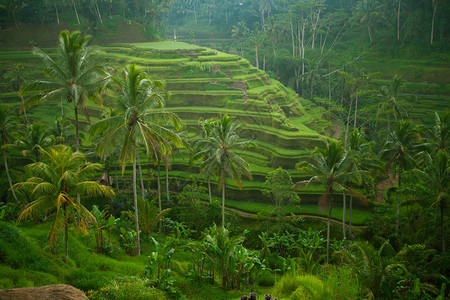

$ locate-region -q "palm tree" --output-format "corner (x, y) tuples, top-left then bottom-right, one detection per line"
(425, 111), (449, 153)
(193, 115), (253, 227)
(381, 121), (420, 238)
(296, 140), (361, 263)
(15, 122), (54, 162)
(90, 64), (182, 255)
(191, 117), (219, 203)
(13, 145), (115, 262)
(355, 0), (383, 46)
(338, 240), (405, 298)
(0, 106), (19, 203)
(347, 129), (382, 238)
(379, 75), (409, 130)
(231, 21), (249, 58)
(416, 150), (449, 252)
(20, 30), (110, 151)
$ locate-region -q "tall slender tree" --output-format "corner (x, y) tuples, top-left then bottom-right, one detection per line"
(0, 106), (19, 203)
(296, 139), (361, 263)
(21, 30), (110, 151)
(381, 121), (420, 238)
(90, 64), (182, 255)
(193, 115), (253, 227)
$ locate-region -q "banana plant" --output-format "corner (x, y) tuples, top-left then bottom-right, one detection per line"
(91, 205), (116, 251)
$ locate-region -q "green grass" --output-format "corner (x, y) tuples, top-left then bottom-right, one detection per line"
(224, 199), (373, 225)
(130, 41), (204, 50)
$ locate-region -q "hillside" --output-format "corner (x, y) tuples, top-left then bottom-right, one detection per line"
(0, 40), (332, 204)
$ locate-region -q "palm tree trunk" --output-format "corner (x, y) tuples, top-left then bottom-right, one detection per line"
(255, 45), (259, 69)
(367, 24), (373, 46)
(3, 148), (19, 204)
(349, 195), (353, 238)
(115, 158), (119, 192)
(397, 0), (401, 40)
(74, 104), (80, 151)
(396, 169), (402, 238)
(64, 205), (69, 262)
(441, 202), (445, 253)
(137, 150), (145, 201)
(72, 0), (81, 25)
(222, 181), (226, 227)
(208, 179), (212, 203)
(21, 97), (29, 124)
(166, 162), (170, 204)
(431, 2), (436, 44)
(133, 144), (141, 255)
(54, 0), (60, 24)
(157, 160), (162, 231)
(342, 193), (346, 239)
(326, 202), (332, 264)
(95, 1), (103, 23)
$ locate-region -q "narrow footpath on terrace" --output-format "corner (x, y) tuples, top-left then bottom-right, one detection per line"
(200, 201), (369, 230)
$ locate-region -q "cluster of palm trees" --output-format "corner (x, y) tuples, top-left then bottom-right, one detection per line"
(297, 112), (449, 264)
(3, 30), (256, 258)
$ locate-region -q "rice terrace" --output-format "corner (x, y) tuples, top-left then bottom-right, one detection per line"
(0, 1), (449, 299)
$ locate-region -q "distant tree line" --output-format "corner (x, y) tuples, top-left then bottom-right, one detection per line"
(0, 0), (173, 32)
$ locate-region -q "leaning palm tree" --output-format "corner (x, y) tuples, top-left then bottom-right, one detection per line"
(0, 106), (19, 203)
(296, 139), (362, 263)
(13, 145), (115, 262)
(193, 115), (253, 227)
(90, 64), (182, 255)
(380, 120), (420, 238)
(20, 30), (110, 151)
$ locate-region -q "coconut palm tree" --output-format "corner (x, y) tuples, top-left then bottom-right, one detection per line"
(20, 30), (110, 151)
(416, 150), (449, 252)
(15, 122), (54, 162)
(347, 129), (382, 238)
(424, 111), (449, 153)
(378, 75), (409, 130)
(0, 106), (19, 203)
(296, 140), (362, 263)
(355, 0), (383, 46)
(381, 120), (420, 238)
(193, 115), (253, 227)
(90, 64), (182, 255)
(190, 117), (219, 203)
(231, 21), (249, 58)
(13, 145), (115, 262)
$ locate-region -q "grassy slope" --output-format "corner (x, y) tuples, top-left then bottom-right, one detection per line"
(0, 220), (246, 299)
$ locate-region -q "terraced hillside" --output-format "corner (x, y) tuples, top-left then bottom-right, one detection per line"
(0, 41), (330, 203)
(101, 42), (330, 202)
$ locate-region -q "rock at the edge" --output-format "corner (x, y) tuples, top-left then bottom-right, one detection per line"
(0, 284), (88, 300)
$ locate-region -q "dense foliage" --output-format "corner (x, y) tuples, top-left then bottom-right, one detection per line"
(0, 1), (448, 298)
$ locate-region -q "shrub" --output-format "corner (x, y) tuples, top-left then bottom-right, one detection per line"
(258, 270), (275, 287)
(87, 276), (168, 300)
(67, 269), (109, 292)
